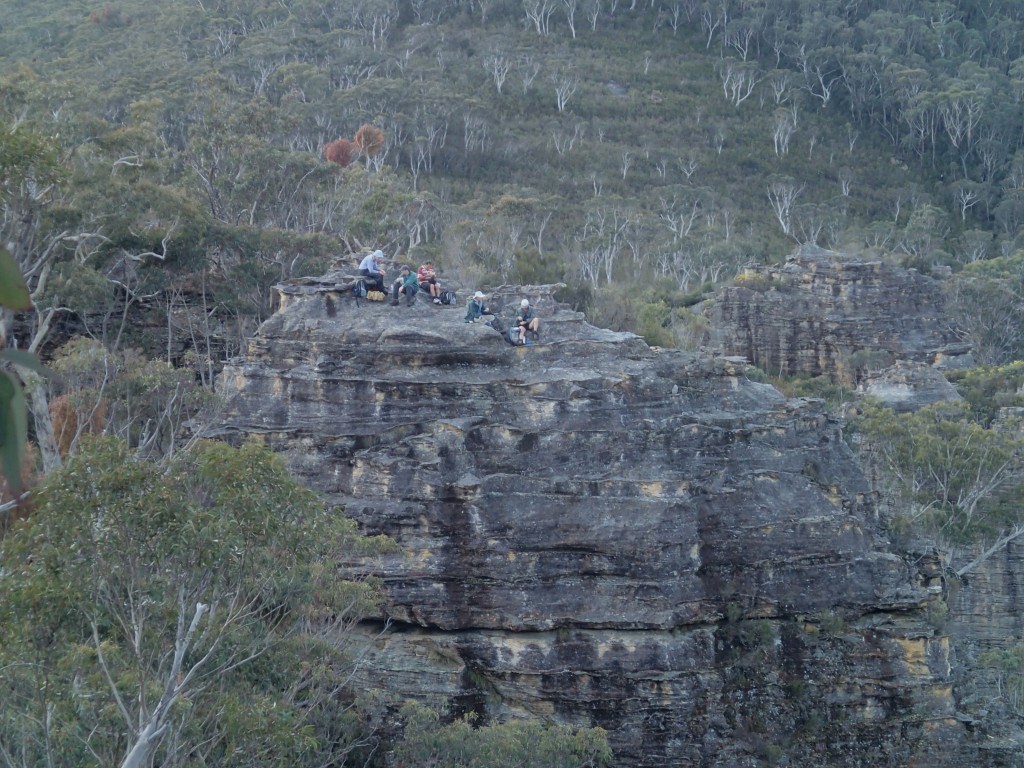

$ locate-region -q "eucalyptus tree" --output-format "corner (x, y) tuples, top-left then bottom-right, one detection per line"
(854, 400), (1024, 574)
(553, 68), (581, 112)
(766, 177), (803, 238)
(485, 52), (513, 94)
(524, 0), (558, 35)
(953, 228), (994, 265)
(0, 437), (393, 768)
(947, 250), (1024, 366)
(184, 75), (295, 226)
(937, 64), (993, 177)
(573, 199), (638, 287)
(1, 74), (211, 472)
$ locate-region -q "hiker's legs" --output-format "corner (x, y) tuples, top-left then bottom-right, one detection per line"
(361, 268), (382, 293)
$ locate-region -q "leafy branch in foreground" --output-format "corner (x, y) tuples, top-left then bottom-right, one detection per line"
(0, 245), (49, 496)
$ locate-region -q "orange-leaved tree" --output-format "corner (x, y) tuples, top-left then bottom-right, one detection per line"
(353, 124), (385, 158)
(324, 137), (354, 168)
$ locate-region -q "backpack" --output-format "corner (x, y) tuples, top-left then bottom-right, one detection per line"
(439, 289), (458, 306)
(352, 278), (368, 301)
(506, 325), (539, 346)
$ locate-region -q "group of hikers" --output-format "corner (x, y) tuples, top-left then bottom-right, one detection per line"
(358, 250), (442, 306)
(358, 249), (541, 345)
(465, 291), (540, 345)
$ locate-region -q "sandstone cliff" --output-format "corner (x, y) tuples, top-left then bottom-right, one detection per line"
(709, 245), (972, 384)
(216, 270), (989, 766)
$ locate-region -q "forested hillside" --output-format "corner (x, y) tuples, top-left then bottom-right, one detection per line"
(3, 0), (1023, 353)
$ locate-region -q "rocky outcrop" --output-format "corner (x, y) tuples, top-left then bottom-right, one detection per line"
(709, 245), (973, 383)
(216, 269), (988, 766)
(858, 360), (963, 412)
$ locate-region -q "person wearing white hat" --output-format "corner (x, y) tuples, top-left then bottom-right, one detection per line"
(358, 249), (387, 293)
(515, 298), (540, 344)
(464, 291), (492, 323)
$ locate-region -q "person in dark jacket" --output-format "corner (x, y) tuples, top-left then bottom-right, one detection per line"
(464, 291), (492, 323)
(515, 298), (540, 344)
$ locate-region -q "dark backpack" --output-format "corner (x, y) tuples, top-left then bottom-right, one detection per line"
(352, 278), (368, 304)
(439, 289), (457, 306)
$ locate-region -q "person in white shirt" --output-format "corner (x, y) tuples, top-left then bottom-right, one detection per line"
(358, 250), (386, 293)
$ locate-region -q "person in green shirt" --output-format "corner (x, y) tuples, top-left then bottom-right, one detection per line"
(390, 264), (420, 306)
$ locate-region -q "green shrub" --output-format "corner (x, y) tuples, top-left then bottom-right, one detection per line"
(945, 362), (1024, 426)
(392, 702), (613, 768)
(512, 245), (565, 285)
(978, 643), (1024, 715)
(0, 437), (394, 768)
(946, 252), (1024, 365)
(763, 374), (851, 410)
(732, 271), (776, 293)
(852, 401), (1024, 543)
(637, 299), (675, 347)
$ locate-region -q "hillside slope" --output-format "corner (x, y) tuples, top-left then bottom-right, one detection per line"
(3, 0), (1020, 347)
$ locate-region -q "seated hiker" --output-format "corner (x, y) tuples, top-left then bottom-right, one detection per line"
(464, 291), (492, 323)
(417, 261), (443, 304)
(359, 250), (387, 293)
(391, 264), (419, 306)
(515, 298), (540, 344)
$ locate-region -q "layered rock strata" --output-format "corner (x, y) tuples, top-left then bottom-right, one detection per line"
(709, 245), (972, 383)
(217, 271), (978, 766)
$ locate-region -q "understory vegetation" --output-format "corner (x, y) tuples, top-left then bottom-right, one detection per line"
(769, 364), (1024, 577)
(4, 0), (1024, 354)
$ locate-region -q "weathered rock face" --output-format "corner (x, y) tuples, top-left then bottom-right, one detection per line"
(709, 245), (972, 383)
(216, 270), (984, 766)
(858, 360), (963, 412)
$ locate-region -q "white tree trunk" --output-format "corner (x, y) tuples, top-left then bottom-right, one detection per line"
(19, 368), (61, 473)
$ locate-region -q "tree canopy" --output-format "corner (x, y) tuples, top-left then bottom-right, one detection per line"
(0, 437), (392, 768)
